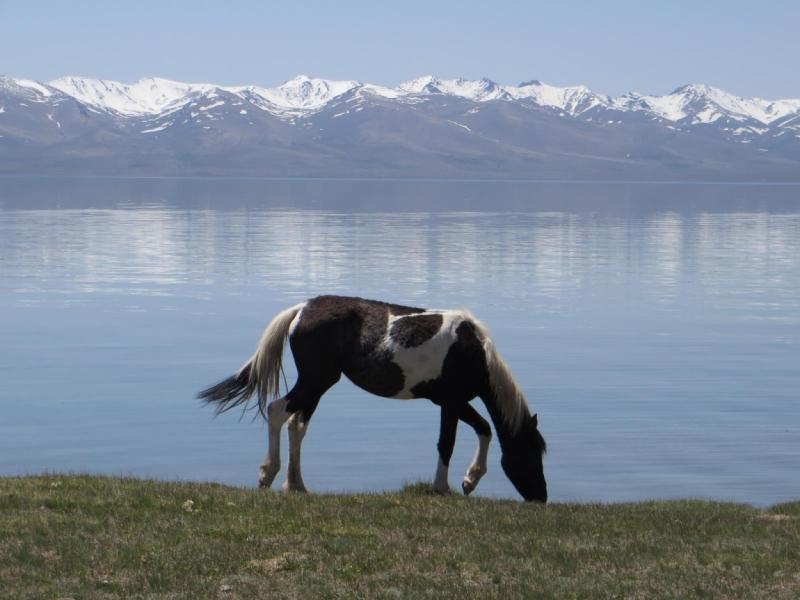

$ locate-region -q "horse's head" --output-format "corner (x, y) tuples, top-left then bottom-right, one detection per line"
(501, 413), (547, 503)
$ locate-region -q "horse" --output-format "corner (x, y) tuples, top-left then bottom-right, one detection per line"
(198, 295), (547, 502)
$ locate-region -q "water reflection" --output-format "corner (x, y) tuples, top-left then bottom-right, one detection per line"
(4, 206), (799, 310)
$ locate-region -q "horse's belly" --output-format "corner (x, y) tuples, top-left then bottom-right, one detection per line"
(345, 338), (452, 401)
(342, 355), (408, 399)
(343, 344), (448, 400)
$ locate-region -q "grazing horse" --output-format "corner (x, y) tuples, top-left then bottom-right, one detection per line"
(198, 295), (547, 502)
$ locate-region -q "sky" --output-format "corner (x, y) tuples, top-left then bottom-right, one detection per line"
(1, 0), (798, 99)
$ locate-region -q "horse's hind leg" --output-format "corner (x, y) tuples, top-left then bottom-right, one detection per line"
(284, 412), (308, 492)
(282, 371), (340, 493)
(259, 397), (290, 488)
(258, 376), (334, 491)
(282, 393), (322, 493)
(459, 403), (492, 496)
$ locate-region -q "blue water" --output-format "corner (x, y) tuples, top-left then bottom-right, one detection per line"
(1, 178), (798, 506)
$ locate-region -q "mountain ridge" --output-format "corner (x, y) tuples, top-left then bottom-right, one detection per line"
(4, 74), (798, 123)
(2, 74), (799, 180)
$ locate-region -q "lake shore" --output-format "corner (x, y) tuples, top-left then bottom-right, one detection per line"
(1, 475), (797, 599)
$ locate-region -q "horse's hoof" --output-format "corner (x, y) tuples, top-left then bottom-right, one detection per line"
(259, 464), (280, 489)
(462, 479), (476, 496)
(258, 473), (274, 489)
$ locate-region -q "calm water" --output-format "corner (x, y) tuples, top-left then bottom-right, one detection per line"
(1, 178), (798, 506)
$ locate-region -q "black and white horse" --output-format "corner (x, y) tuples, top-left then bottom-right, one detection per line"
(199, 295), (547, 502)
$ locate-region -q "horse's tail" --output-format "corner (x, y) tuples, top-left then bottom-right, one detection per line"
(468, 315), (529, 433)
(198, 303), (305, 419)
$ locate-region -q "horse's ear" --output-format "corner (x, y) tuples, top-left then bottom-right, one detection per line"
(530, 413), (538, 429)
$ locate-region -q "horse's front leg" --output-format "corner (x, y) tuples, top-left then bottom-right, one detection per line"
(433, 404), (459, 494)
(459, 403), (492, 496)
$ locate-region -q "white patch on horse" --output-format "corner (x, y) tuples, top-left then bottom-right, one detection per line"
(433, 456), (450, 494)
(384, 310), (466, 399)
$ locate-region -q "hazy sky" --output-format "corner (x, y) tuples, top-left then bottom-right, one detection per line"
(2, 0), (798, 98)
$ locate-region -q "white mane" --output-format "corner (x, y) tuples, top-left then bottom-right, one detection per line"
(466, 312), (530, 433)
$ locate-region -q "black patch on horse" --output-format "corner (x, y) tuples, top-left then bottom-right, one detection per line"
(410, 320), (488, 400)
(390, 313), (443, 348)
(297, 295), (423, 334)
(293, 295), (427, 398)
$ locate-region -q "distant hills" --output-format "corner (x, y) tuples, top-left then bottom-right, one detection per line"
(2, 74), (799, 179)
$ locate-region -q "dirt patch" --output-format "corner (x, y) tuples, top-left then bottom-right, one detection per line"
(247, 553), (308, 573)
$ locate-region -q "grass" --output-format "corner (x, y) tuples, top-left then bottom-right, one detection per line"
(0, 476), (798, 599)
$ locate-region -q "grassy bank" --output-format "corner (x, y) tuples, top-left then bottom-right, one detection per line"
(0, 476), (798, 599)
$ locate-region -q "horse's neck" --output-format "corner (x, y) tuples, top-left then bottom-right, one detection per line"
(479, 391), (524, 451)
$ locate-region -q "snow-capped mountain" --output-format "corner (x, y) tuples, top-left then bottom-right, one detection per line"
(13, 73), (798, 124)
(618, 83), (800, 124)
(49, 76), (213, 116)
(2, 74), (799, 179)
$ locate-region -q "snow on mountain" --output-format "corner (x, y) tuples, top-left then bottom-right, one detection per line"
(615, 83), (800, 125)
(508, 80), (609, 115)
(49, 76), (214, 116)
(0, 76), (57, 100)
(398, 76), (509, 102)
(229, 75), (361, 117)
(2, 74), (798, 129)
(676, 83), (800, 124)
(396, 76), (611, 115)
(253, 74), (359, 109)
(48, 74), (366, 119)
(396, 75), (438, 94)
(358, 83), (405, 100)
(615, 90), (686, 121)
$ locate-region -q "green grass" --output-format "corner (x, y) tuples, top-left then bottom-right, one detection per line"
(1, 475), (798, 599)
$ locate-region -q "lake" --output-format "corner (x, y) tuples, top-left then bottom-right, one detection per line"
(0, 177), (798, 506)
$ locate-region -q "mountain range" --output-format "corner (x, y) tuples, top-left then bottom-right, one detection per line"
(2, 74), (800, 180)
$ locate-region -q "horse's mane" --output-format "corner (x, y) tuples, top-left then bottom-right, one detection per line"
(465, 313), (530, 434)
